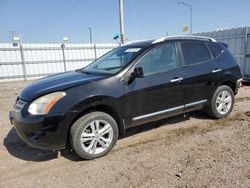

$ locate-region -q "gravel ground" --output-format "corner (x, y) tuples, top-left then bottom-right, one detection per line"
(0, 81), (249, 188)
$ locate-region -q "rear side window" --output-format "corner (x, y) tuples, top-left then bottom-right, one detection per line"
(209, 42), (224, 57)
(181, 42), (211, 66)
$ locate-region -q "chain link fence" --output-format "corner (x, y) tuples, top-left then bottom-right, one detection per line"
(0, 43), (119, 82)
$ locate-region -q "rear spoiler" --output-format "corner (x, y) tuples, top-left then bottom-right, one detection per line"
(219, 42), (228, 48)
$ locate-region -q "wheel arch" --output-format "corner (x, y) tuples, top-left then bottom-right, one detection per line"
(66, 103), (125, 147)
(221, 80), (236, 94)
(219, 72), (238, 94)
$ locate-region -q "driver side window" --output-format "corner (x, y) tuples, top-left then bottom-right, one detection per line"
(136, 43), (178, 76)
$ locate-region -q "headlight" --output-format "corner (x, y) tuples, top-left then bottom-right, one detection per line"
(28, 92), (66, 115)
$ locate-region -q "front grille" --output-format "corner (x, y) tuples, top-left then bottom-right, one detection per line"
(14, 98), (27, 112)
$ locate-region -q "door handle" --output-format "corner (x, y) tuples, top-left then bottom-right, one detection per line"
(170, 77), (183, 83)
(212, 69), (222, 73)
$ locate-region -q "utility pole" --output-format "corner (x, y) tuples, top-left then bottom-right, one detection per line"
(119, 0), (125, 44)
(190, 5), (192, 34)
(88, 27), (93, 44)
(177, 1), (193, 34)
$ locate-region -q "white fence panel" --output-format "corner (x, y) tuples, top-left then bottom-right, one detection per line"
(0, 43), (119, 82)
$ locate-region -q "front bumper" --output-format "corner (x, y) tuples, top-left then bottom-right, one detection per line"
(9, 110), (75, 150)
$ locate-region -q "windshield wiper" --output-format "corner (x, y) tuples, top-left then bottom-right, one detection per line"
(75, 69), (92, 74)
(81, 70), (92, 74)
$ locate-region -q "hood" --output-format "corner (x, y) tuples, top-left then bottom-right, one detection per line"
(19, 71), (106, 101)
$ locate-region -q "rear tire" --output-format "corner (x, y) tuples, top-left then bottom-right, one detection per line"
(205, 85), (234, 119)
(70, 112), (118, 160)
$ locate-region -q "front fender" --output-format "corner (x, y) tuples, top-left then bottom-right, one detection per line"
(62, 95), (125, 142)
(68, 95), (121, 113)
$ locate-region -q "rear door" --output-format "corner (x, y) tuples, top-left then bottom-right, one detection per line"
(179, 41), (214, 110)
(124, 42), (185, 126)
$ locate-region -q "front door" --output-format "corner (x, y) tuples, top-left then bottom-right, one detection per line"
(124, 42), (185, 127)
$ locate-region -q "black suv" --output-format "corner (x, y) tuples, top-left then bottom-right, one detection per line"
(9, 36), (242, 159)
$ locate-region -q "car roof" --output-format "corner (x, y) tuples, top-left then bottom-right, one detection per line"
(122, 39), (155, 48)
(123, 35), (217, 48)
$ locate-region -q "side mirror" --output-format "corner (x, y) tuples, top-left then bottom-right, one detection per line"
(133, 67), (144, 78)
(125, 67), (144, 85)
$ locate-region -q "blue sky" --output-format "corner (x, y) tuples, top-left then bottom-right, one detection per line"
(0, 0), (250, 43)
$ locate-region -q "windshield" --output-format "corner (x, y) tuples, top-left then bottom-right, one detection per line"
(80, 46), (142, 75)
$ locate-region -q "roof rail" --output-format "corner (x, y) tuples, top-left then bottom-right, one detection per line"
(152, 35), (217, 44)
(122, 40), (143, 46)
(122, 39), (152, 46)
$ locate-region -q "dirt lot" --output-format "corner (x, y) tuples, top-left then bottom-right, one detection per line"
(0, 81), (249, 188)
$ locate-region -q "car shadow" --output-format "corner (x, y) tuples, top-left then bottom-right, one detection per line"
(3, 128), (59, 161)
(4, 111), (211, 162)
(123, 110), (210, 138)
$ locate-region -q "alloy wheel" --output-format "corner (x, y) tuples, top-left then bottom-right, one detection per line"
(80, 120), (113, 155)
(215, 90), (232, 115)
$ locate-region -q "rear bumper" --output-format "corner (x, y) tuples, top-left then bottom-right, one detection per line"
(235, 78), (243, 93)
(242, 75), (250, 83)
(9, 110), (75, 150)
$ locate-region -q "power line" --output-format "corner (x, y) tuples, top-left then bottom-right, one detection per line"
(22, 0), (83, 34)
(20, 0), (68, 32)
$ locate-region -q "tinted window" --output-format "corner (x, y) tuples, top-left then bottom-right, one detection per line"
(136, 43), (178, 76)
(209, 42), (224, 57)
(181, 42), (211, 65)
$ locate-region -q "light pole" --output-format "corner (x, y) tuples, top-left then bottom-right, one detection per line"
(119, 0), (125, 44)
(88, 27), (93, 44)
(61, 37), (68, 72)
(178, 1), (192, 34)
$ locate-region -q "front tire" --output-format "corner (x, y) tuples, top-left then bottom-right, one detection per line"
(70, 112), (118, 160)
(206, 85), (235, 119)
